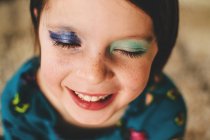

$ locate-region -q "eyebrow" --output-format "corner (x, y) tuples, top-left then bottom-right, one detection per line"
(47, 24), (81, 34)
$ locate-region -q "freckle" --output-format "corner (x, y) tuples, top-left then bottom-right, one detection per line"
(94, 63), (98, 67)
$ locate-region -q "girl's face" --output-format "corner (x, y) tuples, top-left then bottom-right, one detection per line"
(38, 0), (158, 127)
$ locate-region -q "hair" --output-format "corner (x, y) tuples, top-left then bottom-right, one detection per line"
(30, 0), (179, 74)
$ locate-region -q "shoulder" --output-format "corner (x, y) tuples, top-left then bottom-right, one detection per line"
(149, 73), (187, 115)
(145, 73), (187, 139)
(1, 57), (58, 139)
(1, 57), (39, 103)
(126, 73), (187, 140)
(1, 57), (39, 137)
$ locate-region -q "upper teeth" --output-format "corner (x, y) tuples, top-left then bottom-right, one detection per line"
(74, 91), (109, 102)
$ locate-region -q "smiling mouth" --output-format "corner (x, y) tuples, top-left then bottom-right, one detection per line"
(74, 91), (112, 102)
(67, 88), (115, 110)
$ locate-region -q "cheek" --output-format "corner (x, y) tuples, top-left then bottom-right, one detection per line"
(41, 59), (62, 89)
(40, 51), (71, 95)
(122, 62), (151, 93)
(116, 61), (152, 108)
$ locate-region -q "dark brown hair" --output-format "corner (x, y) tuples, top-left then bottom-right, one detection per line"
(30, 0), (179, 73)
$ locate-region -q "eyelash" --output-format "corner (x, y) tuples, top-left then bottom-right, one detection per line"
(53, 42), (145, 58)
(115, 49), (146, 58)
(51, 38), (145, 59)
(53, 41), (81, 49)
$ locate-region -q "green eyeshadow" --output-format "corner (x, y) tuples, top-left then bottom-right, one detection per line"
(110, 39), (150, 54)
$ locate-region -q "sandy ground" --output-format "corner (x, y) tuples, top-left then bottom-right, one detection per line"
(0, 0), (210, 139)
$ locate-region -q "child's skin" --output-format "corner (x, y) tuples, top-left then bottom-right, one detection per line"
(37, 0), (158, 128)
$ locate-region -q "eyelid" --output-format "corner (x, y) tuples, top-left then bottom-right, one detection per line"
(49, 30), (81, 44)
(110, 39), (150, 53)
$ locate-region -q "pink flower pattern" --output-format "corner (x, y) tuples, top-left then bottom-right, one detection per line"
(130, 129), (148, 140)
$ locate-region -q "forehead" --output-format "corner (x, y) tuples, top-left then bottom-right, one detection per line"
(43, 0), (153, 40)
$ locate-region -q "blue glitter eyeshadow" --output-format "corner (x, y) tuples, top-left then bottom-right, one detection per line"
(49, 31), (81, 44)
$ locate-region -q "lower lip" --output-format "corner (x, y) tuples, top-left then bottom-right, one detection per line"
(67, 89), (115, 111)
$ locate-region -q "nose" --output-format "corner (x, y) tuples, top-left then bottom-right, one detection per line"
(76, 55), (114, 85)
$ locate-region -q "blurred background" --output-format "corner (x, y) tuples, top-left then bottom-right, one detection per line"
(0, 0), (210, 139)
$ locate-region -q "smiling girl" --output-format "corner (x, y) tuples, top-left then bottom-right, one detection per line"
(1, 0), (187, 139)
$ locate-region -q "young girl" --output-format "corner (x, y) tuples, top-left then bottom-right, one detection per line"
(1, 0), (187, 139)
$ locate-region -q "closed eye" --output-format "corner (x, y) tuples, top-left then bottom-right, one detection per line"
(110, 39), (150, 59)
(49, 30), (81, 49)
(53, 41), (81, 49)
(115, 49), (146, 58)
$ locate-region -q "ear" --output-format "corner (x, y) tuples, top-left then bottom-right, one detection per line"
(33, 8), (38, 18)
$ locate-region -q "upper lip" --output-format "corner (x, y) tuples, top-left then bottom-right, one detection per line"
(65, 87), (114, 96)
